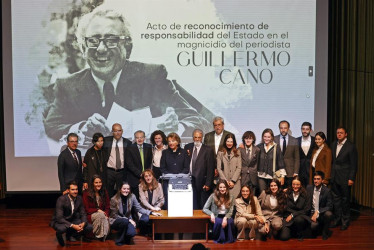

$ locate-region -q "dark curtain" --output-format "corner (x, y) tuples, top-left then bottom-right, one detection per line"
(328, 0), (374, 208)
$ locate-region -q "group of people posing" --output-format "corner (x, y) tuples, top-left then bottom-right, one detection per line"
(51, 117), (358, 246)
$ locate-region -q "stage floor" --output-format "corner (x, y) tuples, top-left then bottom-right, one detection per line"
(0, 206), (373, 249)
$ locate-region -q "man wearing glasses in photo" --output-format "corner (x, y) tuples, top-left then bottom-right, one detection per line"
(43, 5), (211, 144)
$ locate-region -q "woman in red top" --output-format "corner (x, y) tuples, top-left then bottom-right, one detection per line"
(83, 174), (110, 240)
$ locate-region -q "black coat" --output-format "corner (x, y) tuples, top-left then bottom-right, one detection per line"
(331, 140), (358, 185)
(57, 148), (83, 191)
(160, 147), (190, 174)
(257, 143), (285, 177)
(297, 136), (315, 182)
(283, 191), (311, 226)
(125, 143), (153, 187)
(83, 146), (108, 184)
(184, 143), (215, 188)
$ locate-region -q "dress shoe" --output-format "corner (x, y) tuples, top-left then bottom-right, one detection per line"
(322, 230), (332, 240)
(329, 219), (341, 228)
(340, 224), (348, 231)
(67, 235), (78, 242)
(56, 232), (65, 247)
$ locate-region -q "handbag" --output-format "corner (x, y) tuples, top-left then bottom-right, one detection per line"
(272, 143), (282, 180)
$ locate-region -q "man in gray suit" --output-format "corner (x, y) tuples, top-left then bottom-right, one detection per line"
(274, 120), (300, 188)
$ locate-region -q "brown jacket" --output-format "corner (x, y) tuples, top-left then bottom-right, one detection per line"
(234, 196), (265, 223)
(309, 143), (332, 184)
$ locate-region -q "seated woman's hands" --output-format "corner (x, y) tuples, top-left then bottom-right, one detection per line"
(264, 222), (270, 233)
(129, 219), (136, 227)
(210, 214), (215, 223)
(254, 215), (264, 224)
(222, 217), (228, 228)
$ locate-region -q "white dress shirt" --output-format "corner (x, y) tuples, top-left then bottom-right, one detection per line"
(107, 138), (124, 169)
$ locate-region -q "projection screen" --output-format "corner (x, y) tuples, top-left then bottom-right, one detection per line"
(2, 0), (328, 191)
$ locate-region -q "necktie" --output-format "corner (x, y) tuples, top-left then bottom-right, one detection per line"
(191, 146), (198, 174)
(139, 145), (144, 171)
(103, 81), (115, 109)
(282, 136), (286, 155)
(115, 141), (121, 170)
(72, 151), (79, 165)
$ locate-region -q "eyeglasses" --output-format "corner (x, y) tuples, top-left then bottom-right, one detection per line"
(85, 36), (131, 49)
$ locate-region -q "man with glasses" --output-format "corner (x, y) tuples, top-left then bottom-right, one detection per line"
(57, 133), (84, 195)
(103, 123), (131, 197)
(43, 6), (210, 143)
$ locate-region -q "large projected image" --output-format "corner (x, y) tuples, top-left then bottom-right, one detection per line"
(12, 0), (316, 157)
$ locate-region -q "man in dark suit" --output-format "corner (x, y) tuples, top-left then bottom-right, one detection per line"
(203, 117), (232, 184)
(58, 133), (83, 194)
(125, 130), (152, 199)
(297, 122), (316, 187)
(185, 129), (215, 209)
(50, 181), (93, 246)
(307, 171), (333, 240)
(274, 120), (300, 188)
(103, 123), (131, 197)
(43, 7), (210, 143)
(330, 127), (358, 230)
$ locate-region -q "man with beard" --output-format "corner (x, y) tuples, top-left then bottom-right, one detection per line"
(297, 122), (315, 187)
(274, 120), (300, 188)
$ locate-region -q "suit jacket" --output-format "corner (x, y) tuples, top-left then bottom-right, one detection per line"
(138, 183), (164, 210)
(306, 184), (333, 215)
(297, 136), (315, 182)
(283, 191), (311, 226)
(185, 143), (215, 189)
(203, 130), (232, 157)
(309, 143), (332, 184)
(50, 194), (87, 228)
(44, 61), (210, 140)
(83, 146), (108, 183)
(125, 143), (153, 187)
(57, 148), (83, 191)
(238, 146), (260, 187)
(103, 136), (131, 170)
(109, 193), (150, 225)
(160, 147), (190, 174)
(331, 139), (358, 185)
(274, 135), (300, 177)
(258, 191), (284, 220)
(217, 150), (242, 197)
